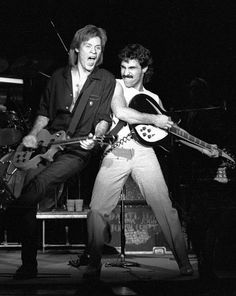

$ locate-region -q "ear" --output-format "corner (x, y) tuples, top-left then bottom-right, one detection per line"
(142, 66), (148, 74)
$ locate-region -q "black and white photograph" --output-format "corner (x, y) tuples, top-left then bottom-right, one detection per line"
(0, 1), (236, 295)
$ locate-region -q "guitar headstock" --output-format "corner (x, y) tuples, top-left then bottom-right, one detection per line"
(222, 148), (235, 169)
(214, 150), (235, 184)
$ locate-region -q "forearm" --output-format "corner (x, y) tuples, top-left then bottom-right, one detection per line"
(28, 115), (49, 136)
(111, 81), (171, 128)
(178, 139), (219, 158)
(115, 106), (160, 125)
(94, 120), (110, 136)
(114, 104), (172, 129)
(111, 94), (163, 126)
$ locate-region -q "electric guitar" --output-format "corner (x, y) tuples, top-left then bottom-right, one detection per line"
(129, 93), (235, 165)
(12, 129), (117, 171)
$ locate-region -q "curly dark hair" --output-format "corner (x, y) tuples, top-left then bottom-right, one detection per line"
(118, 43), (154, 84)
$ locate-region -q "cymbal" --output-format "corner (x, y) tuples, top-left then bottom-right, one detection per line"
(0, 58), (9, 73)
(0, 105), (7, 111)
(10, 55), (53, 77)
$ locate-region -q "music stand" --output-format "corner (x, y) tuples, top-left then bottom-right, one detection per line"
(105, 186), (140, 268)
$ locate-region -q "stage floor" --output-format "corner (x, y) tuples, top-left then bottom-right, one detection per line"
(0, 249), (235, 295)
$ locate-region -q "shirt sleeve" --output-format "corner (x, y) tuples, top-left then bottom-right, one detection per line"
(37, 77), (52, 118)
(94, 71), (116, 125)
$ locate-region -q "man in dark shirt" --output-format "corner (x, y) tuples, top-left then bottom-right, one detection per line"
(3, 25), (185, 281)
(4, 24), (118, 280)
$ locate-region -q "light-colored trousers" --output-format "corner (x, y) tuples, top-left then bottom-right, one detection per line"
(87, 141), (190, 268)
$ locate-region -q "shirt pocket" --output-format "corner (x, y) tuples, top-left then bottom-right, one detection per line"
(88, 95), (100, 108)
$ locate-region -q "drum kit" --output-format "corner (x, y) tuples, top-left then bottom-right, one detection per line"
(0, 55), (51, 209)
(0, 66), (34, 209)
(0, 20), (66, 210)
(0, 106), (31, 209)
(0, 26), (55, 208)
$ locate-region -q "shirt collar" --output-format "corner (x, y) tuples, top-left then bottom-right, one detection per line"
(63, 65), (101, 81)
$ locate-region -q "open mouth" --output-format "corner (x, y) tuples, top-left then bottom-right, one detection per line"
(87, 57), (96, 65)
(88, 56), (96, 61)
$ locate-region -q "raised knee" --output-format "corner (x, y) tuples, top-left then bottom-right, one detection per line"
(87, 208), (104, 218)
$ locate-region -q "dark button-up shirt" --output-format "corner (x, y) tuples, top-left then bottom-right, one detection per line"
(38, 66), (116, 137)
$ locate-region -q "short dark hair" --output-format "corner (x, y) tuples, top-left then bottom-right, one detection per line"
(118, 43), (154, 84)
(69, 24), (107, 67)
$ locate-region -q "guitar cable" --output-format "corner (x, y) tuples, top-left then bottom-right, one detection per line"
(100, 133), (133, 162)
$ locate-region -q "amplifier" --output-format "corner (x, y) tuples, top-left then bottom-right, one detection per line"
(109, 176), (171, 254)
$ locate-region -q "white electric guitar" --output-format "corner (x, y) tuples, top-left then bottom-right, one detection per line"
(129, 93), (235, 166)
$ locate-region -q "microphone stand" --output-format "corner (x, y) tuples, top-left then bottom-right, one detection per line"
(36, 20), (69, 79)
(105, 186), (140, 268)
(50, 20), (69, 54)
(173, 102), (227, 113)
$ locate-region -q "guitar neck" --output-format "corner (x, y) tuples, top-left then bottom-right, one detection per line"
(170, 124), (214, 151)
(171, 125), (235, 164)
(49, 135), (116, 147)
(50, 136), (87, 147)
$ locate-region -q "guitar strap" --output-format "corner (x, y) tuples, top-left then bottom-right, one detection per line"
(67, 78), (103, 137)
(108, 120), (127, 136)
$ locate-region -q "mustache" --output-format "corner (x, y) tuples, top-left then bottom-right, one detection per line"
(122, 75), (133, 79)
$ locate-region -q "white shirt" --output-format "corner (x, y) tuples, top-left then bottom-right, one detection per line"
(110, 79), (161, 145)
(70, 68), (80, 112)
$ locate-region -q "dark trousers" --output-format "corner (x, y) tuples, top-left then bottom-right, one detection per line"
(5, 152), (89, 267)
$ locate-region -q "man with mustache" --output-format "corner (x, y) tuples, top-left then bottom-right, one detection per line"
(2, 26), (189, 281)
(3, 24), (140, 280)
(84, 43), (195, 279)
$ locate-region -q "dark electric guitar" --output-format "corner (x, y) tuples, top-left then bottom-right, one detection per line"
(129, 93), (235, 166)
(12, 129), (117, 171)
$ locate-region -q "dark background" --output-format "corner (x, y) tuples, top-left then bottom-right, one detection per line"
(0, 0), (236, 110)
(1, 0), (236, 199)
(1, 1), (236, 270)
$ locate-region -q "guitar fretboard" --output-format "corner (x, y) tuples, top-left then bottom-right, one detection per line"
(49, 137), (88, 147)
(49, 135), (116, 147)
(170, 125), (212, 150)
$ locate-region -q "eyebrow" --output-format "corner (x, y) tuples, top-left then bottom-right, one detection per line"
(121, 65), (137, 69)
(84, 41), (101, 47)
